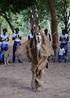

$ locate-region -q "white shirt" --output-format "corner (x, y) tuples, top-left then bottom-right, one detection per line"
(65, 34), (68, 38)
(59, 48), (65, 56)
(12, 32), (21, 42)
(0, 34), (9, 44)
(62, 34), (68, 39)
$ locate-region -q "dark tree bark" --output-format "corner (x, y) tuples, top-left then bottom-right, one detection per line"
(63, 0), (68, 32)
(0, 16), (3, 34)
(47, 0), (58, 56)
(0, 23), (1, 34)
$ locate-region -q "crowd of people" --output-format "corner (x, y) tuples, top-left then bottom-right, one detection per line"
(0, 27), (69, 64)
(0, 26), (69, 92)
(0, 28), (22, 64)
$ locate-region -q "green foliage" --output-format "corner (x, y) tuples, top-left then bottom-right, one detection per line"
(1, 11), (30, 36)
(0, 0), (36, 34)
(55, 0), (70, 22)
(0, 0), (36, 13)
(36, 0), (49, 21)
(1, 0), (69, 36)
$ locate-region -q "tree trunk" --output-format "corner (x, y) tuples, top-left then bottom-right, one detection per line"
(47, 0), (58, 54)
(29, 6), (39, 63)
(0, 23), (1, 34)
(2, 13), (14, 33)
(63, 0), (68, 32)
(29, 6), (39, 31)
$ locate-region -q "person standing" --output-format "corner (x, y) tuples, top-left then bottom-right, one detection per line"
(44, 28), (54, 61)
(12, 28), (22, 63)
(28, 26), (49, 91)
(0, 28), (9, 63)
(44, 29), (51, 41)
(60, 29), (69, 59)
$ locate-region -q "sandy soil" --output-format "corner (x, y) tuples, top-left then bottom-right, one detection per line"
(0, 60), (70, 98)
(0, 40), (70, 98)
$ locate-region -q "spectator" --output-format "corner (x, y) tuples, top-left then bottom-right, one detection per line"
(58, 43), (66, 62)
(59, 29), (69, 57)
(44, 29), (51, 41)
(12, 28), (22, 63)
(0, 28), (9, 63)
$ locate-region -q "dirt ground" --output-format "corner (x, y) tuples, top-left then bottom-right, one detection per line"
(0, 60), (70, 98)
(0, 40), (70, 98)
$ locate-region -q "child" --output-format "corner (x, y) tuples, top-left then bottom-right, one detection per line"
(58, 43), (66, 62)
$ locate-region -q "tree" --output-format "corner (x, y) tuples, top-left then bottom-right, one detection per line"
(0, 16), (3, 34)
(0, 0), (36, 33)
(47, 0), (58, 56)
(56, 0), (70, 33)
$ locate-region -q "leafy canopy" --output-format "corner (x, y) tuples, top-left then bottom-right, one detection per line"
(0, 0), (36, 13)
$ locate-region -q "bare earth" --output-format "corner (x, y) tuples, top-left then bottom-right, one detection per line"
(0, 58), (70, 98)
(0, 40), (70, 98)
